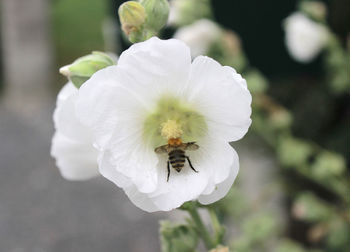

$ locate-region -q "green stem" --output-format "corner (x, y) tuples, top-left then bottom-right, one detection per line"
(186, 203), (216, 249)
(209, 208), (225, 245)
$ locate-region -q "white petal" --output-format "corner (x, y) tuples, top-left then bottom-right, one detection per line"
(99, 151), (161, 212)
(198, 141), (235, 193)
(54, 92), (92, 142)
(56, 82), (77, 107)
(186, 56), (252, 142)
(51, 132), (99, 180)
(76, 66), (123, 148)
(117, 37), (192, 100)
(124, 185), (161, 212)
(100, 127), (159, 193)
(52, 82), (99, 180)
(119, 139), (235, 212)
(198, 148), (239, 204)
(98, 150), (133, 188)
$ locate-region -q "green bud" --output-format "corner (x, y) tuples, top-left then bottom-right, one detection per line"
(140, 0), (169, 32)
(269, 108), (293, 129)
(118, 1), (146, 43)
(160, 221), (198, 252)
(292, 192), (333, 222)
(299, 1), (327, 22)
(311, 151), (346, 179)
(59, 52), (116, 88)
(277, 137), (313, 167)
(244, 70), (268, 94)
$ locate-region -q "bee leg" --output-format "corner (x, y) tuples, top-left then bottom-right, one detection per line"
(186, 156), (198, 173)
(167, 161), (170, 182)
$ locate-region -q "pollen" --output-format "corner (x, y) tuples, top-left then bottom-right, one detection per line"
(161, 119), (183, 140)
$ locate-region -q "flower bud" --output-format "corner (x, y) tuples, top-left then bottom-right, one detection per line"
(292, 192), (332, 222)
(300, 1), (327, 21)
(269, 108), (292, 129)
(160, 221), (198, 252)
(244, 70), (268, 94)
(311, 151), (346, 179)
(118, 1), (146, 42)
(59, 51), (116, 88)
(140, 0), (169, 32)
(277, 137), (313, 167)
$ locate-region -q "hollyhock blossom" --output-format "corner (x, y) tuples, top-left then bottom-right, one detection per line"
(76, 37), (252, 212)
(174, 19), (222, 58)
(284, 12), (328, 63)
(51, 82), (99, 180)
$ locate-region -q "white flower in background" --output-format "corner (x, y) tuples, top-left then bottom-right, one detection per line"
(51, 83), (99, 180)
(174, 19), (222, 58)
(76, 37), (252, 212)
(284, 12), (328, 63)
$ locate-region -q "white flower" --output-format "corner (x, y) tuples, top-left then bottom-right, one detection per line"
(76, 37), (252, 212)
(51, 82), (99, 180)
(174, 19), (222, 58)
(284, 12), (328, 63)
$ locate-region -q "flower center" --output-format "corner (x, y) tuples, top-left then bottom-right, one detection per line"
(161, 119), (183, 140)
(143, 95), (207, 148)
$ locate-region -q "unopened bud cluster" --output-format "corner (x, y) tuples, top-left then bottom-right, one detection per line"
(119, 0), (169, 43)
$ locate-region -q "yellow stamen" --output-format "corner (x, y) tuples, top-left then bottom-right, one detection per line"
(161, 119), (183, 140)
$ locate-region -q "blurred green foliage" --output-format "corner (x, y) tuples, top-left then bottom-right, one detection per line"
(232, 212), (280, 252)
(52, 0), (109, 67)
(160, 220), (199, 252)
(275, 240), (323, 252)
(292, 192), (334, 222)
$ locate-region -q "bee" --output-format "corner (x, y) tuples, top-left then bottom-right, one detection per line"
(155, 138), (199, 182)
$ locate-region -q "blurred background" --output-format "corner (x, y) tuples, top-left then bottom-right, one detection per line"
(0, 0), (349, 251)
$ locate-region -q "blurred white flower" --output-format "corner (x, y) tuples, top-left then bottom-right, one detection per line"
(51, 83), (99, 180)
(174, 19), (222, 58)
(76, 37), (252, 212)
(284, 12), (328, 63)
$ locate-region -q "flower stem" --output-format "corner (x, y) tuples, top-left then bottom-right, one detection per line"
(183, 202), (216, 249)
(209, 208), (225, 245)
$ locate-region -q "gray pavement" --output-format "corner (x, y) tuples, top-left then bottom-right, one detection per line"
(0, 103), (165, 252)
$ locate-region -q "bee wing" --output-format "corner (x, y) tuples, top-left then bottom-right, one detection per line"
(184, 142), (199, 151)
(154, 145), (169, 154)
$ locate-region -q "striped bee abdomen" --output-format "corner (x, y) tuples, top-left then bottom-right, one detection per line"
(169, 149), (186, 172)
